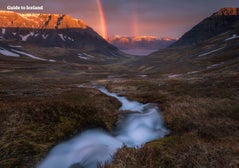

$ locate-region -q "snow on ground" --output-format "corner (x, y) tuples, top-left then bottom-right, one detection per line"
(9, 45), (22, 48)
(78, 53), (95, 60)
(168, 74), (182, 78)
(20, 34), (32, 41)
(207, 62), (224, 69)
(198, 47), (225, 57)
(11, 49), (47, 61)
(224, 34), (239, 41)
(1, 28), (6, 35)
(68, 36), (74, 41)
(49, 59), (56, 63)
(139, 75), (148, 78)
(0, 47), (20, 57)
(11, 49), (55, 62)
(187, 71), (199, 75)
(83, 53), (94, 58)
(78, 56), (89, 60)
(58, 34), (65, 41)
(58, 34), (74, 42)
(42, 34), (48, 39)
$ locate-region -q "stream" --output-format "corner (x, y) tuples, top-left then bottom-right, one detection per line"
(38, 86), (169, 168)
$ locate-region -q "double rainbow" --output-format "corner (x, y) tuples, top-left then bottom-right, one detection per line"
(96, 0), (139, 39)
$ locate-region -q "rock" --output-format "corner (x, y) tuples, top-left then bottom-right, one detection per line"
(213, 7), (239, 16)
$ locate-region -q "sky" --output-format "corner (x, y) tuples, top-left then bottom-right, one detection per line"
(0, 0), (238, 39)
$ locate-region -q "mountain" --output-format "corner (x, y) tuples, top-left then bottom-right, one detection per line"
(131, 7), (239, 74)
(109, 35), (176, 55)
(171, 7), (239, 47)
(0, 11), (119, 57)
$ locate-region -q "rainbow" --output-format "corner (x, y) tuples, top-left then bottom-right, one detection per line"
(131, 10), (138, 36)
(130, 3), (139, 36)
(96, 0), (108, 39)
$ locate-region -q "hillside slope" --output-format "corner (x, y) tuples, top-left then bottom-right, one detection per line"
(131, 8), (239, 75)
(171, 7), (239, 47)
(0, 11), (120, 57)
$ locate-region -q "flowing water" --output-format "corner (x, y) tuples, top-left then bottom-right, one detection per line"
(38, 86), (169, 168)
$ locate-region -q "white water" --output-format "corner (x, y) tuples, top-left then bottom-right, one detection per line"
(38, 86), (169, 168)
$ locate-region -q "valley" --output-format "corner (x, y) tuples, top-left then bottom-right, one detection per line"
(0, 7), (239, 168)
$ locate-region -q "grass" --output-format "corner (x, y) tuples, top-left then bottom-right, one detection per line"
(104, 72), (239, 168)
(0, 40), (238, 167)
(0, 87), (120, 168)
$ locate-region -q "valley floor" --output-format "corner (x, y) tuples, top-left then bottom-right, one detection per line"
(104, 72), (239, 168)
(0, 62), (238, 168)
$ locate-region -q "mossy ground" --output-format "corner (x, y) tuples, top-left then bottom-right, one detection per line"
(104, 72), (239, 168)
(0, 85), (120, 168)
(0, 51), (238, 168)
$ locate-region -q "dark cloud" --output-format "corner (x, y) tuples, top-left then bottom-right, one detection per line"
(0, 0), (238, 38)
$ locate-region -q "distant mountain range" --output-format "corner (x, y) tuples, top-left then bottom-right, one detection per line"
(0, 10), (119, 57)
(108, 36), (177, 55)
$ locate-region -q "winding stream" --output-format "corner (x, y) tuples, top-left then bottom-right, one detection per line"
(38, 86), (169, 168)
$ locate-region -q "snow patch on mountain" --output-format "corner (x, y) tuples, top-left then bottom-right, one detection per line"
(139, 75), (148, 78)
(78, 53), (95, 60)
(49, 59), (56, 62)
(0, 46), (57, 62)
(11, 49), (47, 61)
(68, 36), (74, 41)
(78, 56), (88, 60)
(42, 34), (48, 39)
(9, 45), (22, 48)
(198, 47), (225, 57)
(187, 71), (199, 75)
(33, 33), (38, 37)
(0, 47), (20, 57)
(207, 62), (224, 69)
(58, 34), (65, 41)
(225, 34), (239, 41)
(20, 34), (32, 41)
(1, 28), (6, 35)
(168, 74), (182, 78)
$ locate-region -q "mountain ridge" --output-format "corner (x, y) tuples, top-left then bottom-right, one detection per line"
(171, 7), (239, 47)
(0, 10), (119, 57)
(109, 35), (176, 55)
(132, 7), (239, 74)
(0, 10), (87, 29)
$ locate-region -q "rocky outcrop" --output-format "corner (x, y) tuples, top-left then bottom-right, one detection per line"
(171, 8), (239, 47)
(213, 7), (239, 16)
